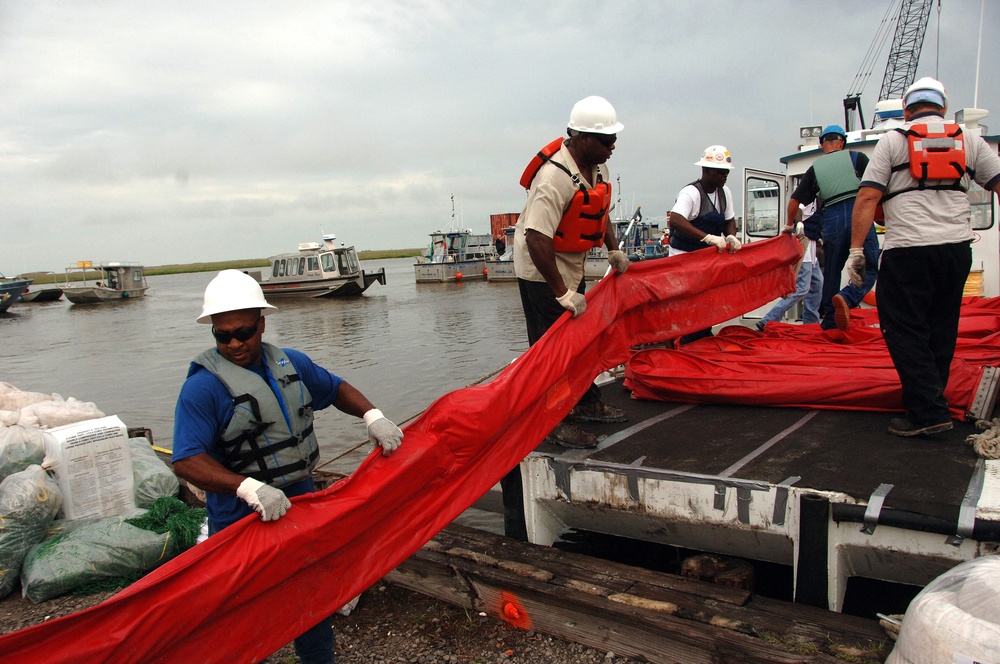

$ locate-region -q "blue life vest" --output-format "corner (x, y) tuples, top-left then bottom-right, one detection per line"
(669, 180), (728, 253)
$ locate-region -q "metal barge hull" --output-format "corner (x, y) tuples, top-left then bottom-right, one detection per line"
(519, 381), (1000, 612)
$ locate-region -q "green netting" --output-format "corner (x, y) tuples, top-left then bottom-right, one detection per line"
(126, 496), (205, 550)
(21, 497), (206, 602)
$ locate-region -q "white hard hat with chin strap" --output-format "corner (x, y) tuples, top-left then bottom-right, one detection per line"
(197, 269), (278, 324)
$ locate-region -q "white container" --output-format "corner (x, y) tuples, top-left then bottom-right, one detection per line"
(43, 415), (135, 520)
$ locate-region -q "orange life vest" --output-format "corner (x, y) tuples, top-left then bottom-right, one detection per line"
(520, 138), (611, 253)
(883, 122), (968, 201)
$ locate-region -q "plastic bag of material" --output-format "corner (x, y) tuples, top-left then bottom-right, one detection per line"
(18, 395), (104, 429)
(129, 437), (179, 507)
(0, 424), (48, 482)
(886, 556), (1000, 664)
(20, 514), (178, 603)
(0, 383), (55, 411)
(0, 465), (62, 598)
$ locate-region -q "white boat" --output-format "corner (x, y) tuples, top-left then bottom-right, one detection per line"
(62, 262), (149, 304)
(247, 235), (386, 298)
(743, 102), (999, 301)
(518, 105), (1000, 614)
(18, 272), (63, 303)
(414, 199), (497, 283)
(19, 287), (64, 303)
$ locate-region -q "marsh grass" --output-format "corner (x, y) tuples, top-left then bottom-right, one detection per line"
(17, 249), (424, 283)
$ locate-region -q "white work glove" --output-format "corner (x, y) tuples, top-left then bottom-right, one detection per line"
(556, 289), (587, 318)
(236, 477), (291, 522)
(607, 249), (629, 275)
(701, 234), (727, 252)
(364, 408), (403, 456)
(792, 222), (805, 240)
(846, 247), (866, 288)
(725, 235), (742, 253)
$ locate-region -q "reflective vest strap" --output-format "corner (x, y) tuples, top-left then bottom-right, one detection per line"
(220, 421), (317, 480)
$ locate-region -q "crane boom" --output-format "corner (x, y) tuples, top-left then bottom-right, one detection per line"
(844, 0), (935, 131)
(878, 0), (934, 103)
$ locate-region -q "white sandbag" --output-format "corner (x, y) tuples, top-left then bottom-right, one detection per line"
(42, 415), (135, 520)
(129, 437), (179, 507)
(0, 383), (55, 411)
(0, 410), (40, 428)
(19, 395), (104, 429)
(0, 424), (48, 482)
(886, 556), (1000, 664)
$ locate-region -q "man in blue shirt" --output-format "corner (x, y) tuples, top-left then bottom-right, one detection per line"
(172, 269), (404, 664)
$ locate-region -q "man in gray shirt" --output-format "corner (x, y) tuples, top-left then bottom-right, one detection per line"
(849, 77), (1000, 437)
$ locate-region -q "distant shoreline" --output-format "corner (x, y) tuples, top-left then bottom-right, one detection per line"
(17, 249), (424, 282)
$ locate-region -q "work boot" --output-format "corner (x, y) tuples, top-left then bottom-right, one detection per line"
(887, 417), (953, 437)
(544, 422), (598, 449)
(567, 401), (627, 424)
(832, 294), (850, 331)
(755, 320), (766, 332)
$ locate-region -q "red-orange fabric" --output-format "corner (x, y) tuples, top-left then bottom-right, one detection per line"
(626, 297), (1000, 419)
(0, 236), (801, 664)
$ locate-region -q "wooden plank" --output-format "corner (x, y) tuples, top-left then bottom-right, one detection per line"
(386, 525), (889, 663)
(434, 524), (751, 606)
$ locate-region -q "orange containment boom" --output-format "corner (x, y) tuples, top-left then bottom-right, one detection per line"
(0, 236), (802, 664)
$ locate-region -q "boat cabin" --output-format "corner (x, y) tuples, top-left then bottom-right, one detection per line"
(250, 234), (386, 298)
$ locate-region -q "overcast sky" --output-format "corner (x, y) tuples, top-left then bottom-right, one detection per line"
(2, 0), (997, 273)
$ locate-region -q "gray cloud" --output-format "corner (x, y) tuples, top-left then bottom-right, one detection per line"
(1, 0), (996, 272)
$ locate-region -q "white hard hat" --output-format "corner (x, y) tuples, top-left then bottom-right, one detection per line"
(567, 96), (624, 135)
(903, 77), (947, 109)
(695, 145), (733, 170)
(197, 269), (278, 324)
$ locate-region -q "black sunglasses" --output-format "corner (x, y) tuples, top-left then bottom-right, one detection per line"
(212, 317), (261, 344)
(589, 133), (617, 147)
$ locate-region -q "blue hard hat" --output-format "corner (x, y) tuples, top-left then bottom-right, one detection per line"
(820, 125), (846, 141)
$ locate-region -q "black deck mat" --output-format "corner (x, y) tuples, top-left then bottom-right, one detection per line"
(570, 382), (982, 524)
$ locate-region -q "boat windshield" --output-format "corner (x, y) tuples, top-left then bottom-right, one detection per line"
(321, 252), (338, 274)
(336, 249), (359, 274)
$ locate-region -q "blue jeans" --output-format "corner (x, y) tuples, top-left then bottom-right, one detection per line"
(761, 259), (823, 325)
(819, 198), (879, 330)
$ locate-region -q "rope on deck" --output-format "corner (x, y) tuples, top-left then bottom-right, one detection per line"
(967, 418), (1000, 459)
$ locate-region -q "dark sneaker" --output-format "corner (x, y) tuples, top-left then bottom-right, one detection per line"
(567, 401), (627, 424)
(832, 294), (850, 331)
(755, 320), (766, 332)
(887, 417), (953, 437)
(544, 422), (598, 449)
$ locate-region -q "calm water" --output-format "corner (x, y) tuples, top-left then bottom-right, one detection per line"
(2, 258), (528, 478)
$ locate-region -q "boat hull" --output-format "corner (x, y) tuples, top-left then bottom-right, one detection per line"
(485, 259), (516, 282)
(63, 286), (148, 304)
(414, 260), (486, 283)
(19, 288), (64, 303)
(0, 279), (32, 313)
(260, 269), (387, 298)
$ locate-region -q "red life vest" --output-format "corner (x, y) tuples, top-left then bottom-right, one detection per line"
(900, 122), (966, 180)
(883, 122), (968, 202)
(520, 137), (611, 253)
